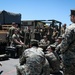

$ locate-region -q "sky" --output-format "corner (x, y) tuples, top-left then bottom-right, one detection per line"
(0, 0), (75, 26)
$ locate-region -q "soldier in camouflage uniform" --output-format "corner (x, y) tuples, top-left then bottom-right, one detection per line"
(60, 9), (75, 75)
(39, 36), (50, 52)
(8, 22), (18, 45)
(16, 39), (50, 75)
(46, 44), (62, 75)
(12, 29), (24, 57)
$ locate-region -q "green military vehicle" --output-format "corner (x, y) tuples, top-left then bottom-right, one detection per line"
(0, 10), (21, 59)
(0, 25), (12, 60)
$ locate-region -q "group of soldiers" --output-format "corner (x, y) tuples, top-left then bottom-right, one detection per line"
(7, 19), (64, 75)
(4, 9), (75, 75)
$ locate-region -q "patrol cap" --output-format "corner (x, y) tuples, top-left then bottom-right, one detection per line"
(50, 44), (56, 50)
(50, 44), (56, 48)
(43, 35), (47, 38)
(30, 39), (39, 46)
(70, 9), (75, 16)
(55, 36), (62, 42)
(58, 36), (63, 39)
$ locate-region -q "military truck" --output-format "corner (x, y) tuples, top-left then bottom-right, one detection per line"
(0, 10), (21, 59)
(0, 25), (12, 60)
(21, 20), (62, 46)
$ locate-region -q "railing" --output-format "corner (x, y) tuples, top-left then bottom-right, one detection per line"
(2, 25), (12, 30)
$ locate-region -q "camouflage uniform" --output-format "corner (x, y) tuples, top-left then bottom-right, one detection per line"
(8, 26), (16, 40)
(60, 23), (75, 75)
(39, 39), (50, 46)
(16, 47), (50, 75)
(12, 30), (24, 57)
(39, 36), (50, 49)
(45, 45), (60, 75)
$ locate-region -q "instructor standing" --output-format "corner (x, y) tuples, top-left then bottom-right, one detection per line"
(60, 9), (75, 75)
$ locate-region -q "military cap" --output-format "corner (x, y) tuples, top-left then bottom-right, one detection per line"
(70, 9), (75, 16)
(55, 36), (62, 42)
(43, 36), (47, 38)
(30, 39), (39, 45)
(50, 44), (56, 51)
(50, 44), (56, 48)
(58, 36), (63, 39)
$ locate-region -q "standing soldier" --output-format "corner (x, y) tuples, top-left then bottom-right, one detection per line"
(61, 24), (66, 35)
(34, 26), (41, 41)
(60, 9), (75, 75)
(8, 22), (18, 45)
(19, 27), (25, 42)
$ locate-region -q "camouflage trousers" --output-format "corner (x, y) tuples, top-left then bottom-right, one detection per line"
(16, 59), (50, 75)
(16, 45), (24, 57)
(16, 64), (44, 75)
(63, 63), (75, 75)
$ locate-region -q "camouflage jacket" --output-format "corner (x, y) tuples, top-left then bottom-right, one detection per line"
(19, 47), (50, 75)
(8, 26), (16, 37)
(60, 23), (75, 64)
